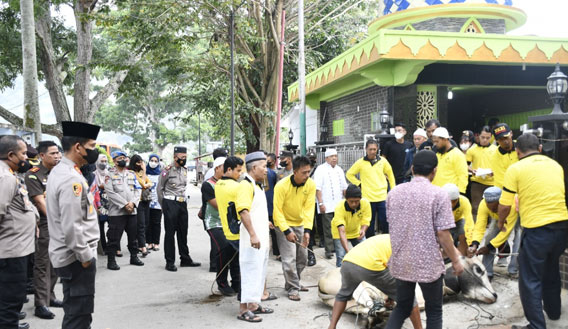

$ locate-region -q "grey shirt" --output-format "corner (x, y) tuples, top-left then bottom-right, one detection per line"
(104, 167), (141, 216)
(276, 167), (293, 182)
(157, 165), (188, 206)
(0, 161), (38, 259)
(46, 156), (99, 268)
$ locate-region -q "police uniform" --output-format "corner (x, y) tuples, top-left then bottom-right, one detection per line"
(0, 158), (38, 328)
(24, 163), (59, 311)
(46, 121), (100, 329)
(157, 146), (200, 269)
(276, 151), (293, 181)
(104, 161), (143, 269)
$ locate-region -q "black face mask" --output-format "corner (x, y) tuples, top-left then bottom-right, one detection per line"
(82, 147), (99, 165)
(1, 156), (31, 173)
(117, 160), (127, 168)
(176, 158), (186, 167)
(280, 160), (288, 168)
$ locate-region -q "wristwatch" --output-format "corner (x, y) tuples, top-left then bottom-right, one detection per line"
(318, 202), (324, 206)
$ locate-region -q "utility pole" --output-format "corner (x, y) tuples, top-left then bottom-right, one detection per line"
(298, 0), (306, 155)
(198, 113), (201, 155)
(229, 10), (235, 156)
(275, 10), (286, 163)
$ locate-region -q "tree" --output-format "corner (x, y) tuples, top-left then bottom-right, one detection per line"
(20, 0), (41, 140)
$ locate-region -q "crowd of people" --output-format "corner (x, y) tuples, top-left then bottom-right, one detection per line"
(1, 116), (567, 329)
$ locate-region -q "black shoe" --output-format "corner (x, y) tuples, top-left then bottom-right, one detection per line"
(26, 283), (35, 295)
(180, 257), (201, 267)
(116, 251), (123, 257)
(209, 267), (217, 273)
(218, 285), (237, 296)
(488, 275), (493, 282)
(130, 256), (144, 266)
(49, 299), (63, 308)
(19, 323), (30, 329)
(307, 254), (316, 267)
(165, 263), (177, 272)
(325, 252), (333, 259)
(18, 311), (26, 320)
(107, 255), (120, 270)
(34, 305), (55, 319)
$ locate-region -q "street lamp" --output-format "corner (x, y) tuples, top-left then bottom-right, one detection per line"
(379, 109), (390, 135)
(288, 128), (294, 147)
(547, 63), (568, 115)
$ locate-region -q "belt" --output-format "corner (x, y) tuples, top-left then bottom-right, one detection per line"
(163, 195), (186, 202)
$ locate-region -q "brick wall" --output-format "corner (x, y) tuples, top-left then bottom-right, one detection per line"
(320, 85), (392, 144)
(393, 17), (506, 34)
(561, 251), (568, 289)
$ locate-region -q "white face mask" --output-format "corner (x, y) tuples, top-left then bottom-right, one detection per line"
(394, 132), (405, 140)
(460, 143), (470, 151)
(149, 162), (158, 168)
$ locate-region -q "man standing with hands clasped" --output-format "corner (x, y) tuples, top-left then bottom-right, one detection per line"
(235, 152), (274, 322)
(46, 121), (101, 329)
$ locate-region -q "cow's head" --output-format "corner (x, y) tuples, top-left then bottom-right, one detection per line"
(445, 256), (497, 304)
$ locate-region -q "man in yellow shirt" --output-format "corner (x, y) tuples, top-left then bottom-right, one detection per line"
(273, 156), (316, 301)
(214, 156), (245, 296)
(431, 127), (468, 194)
(468, 187), (518, 280)
(498, 134), (568, 329)
(330, 185), (370, 267)
(466, 126), (497, 217)
(327, 235), (422, 329)
(346, 139), (395, 237)
(442, 184), (473, 256)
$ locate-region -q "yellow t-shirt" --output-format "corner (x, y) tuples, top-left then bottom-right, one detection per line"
(491, 147), (518, 189)
(273, 175), (316, 232)
(432, 147), (469, 194)
(343, 234), (391, 272)
(452, 195), (474, 245)
(214, 177), (242, 241)
(346, 157), (395, 202)
(472, 199), (518, 248)
(500, 154), (568, 228)
(466, 144), (497, 186)
(331, 199), (372, 239)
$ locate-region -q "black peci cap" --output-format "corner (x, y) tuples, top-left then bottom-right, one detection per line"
(412, 150), (438, 173)
(174, 146), (187, 154)
(62, 121), (100, 140)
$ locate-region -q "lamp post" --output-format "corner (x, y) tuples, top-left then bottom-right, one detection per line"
(378, 109), (391, 135)
(547, 63), (568, 115)
(288, 128), (294, 149)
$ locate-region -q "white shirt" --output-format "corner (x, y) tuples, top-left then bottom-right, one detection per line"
(313, 162), (348, 214)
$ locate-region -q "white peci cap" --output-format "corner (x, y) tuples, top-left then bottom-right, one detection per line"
(325, 149), (337, 157)
(413, 128), (428, 139)
(432, 127), (450, 139)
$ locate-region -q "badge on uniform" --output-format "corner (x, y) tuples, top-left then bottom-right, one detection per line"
(72, 183), (83, 196)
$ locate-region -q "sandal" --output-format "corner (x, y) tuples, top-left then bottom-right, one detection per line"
(252, 305), (274, 314)
(237, 310), (262, 323)
(261, 292), (278, 301)
(288, 294), (301, 301)
(154, 246), (160, 251)
(300, 286), (309, 292)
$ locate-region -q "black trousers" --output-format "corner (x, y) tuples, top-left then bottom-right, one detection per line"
(208, 227), (240, 289)
(518, 223), (568, 329)
(55, 260), (96, 329)
(386, 275), (444, 329)
(162, 199), (191, 264)
(269, 216), (280, 256)
(146, 208), (162, 245)
(34, 219), (58, 307)
(106, 215), (138, 254)
(98, 220), (108, 252)
(136, 201), (150, 248)
(0, 255), (28, 329)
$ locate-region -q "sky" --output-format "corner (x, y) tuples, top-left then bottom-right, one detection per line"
(0, 0), (566, 146)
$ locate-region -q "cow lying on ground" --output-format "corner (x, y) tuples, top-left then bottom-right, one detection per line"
(318, 256), (497, 328)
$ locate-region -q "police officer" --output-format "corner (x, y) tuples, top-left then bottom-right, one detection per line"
(0, 135), (37, 329)
(46, 121), (101, 329)
(157, 146), (201, 271)
(276, 150), (293, 181)
(24, 141), (63, 320)
(104, 150), (144, 270)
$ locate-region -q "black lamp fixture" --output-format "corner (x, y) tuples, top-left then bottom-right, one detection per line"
(288, 128), (294, 146)
(547, 63), (568, 115)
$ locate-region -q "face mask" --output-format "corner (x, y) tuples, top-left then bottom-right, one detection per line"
(176, 158), (186, 167)
(82, 147), (99, 165)
(149, 162), (158, 169)
(310, 159), (316, 166)
(97, 163), (107, 170)
(460, 143), (470, 151)
(117, 160), (127, 168)
(394, 132), (405, 140)
(16, 159), (32, 173)
(280, 160), (288, 168)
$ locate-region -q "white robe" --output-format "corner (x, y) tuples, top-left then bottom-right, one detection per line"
(239, 179), (270, 303)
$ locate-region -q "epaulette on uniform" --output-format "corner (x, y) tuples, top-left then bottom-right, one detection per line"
(29, 167), (40, 173)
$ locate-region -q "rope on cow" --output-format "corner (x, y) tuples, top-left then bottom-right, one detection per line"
(459, 300), (495, 329)
(210, 250), (239, 296)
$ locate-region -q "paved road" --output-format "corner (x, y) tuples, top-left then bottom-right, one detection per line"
(22, 185), (568, 329)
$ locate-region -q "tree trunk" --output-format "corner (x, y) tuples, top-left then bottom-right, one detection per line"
(20, 0), (42, 141)
(73, 0), (94, 123)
